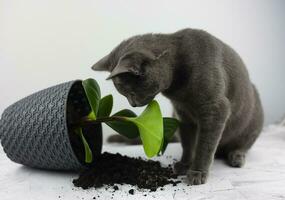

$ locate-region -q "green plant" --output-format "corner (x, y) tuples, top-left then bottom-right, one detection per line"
(74, 78), (179, 163)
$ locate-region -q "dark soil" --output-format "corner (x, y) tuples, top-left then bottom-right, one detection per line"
(66, 81), (102, 166)
(73, 152), (181, 192)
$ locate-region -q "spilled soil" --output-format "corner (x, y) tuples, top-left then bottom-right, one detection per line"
(73, 152), (181, 192)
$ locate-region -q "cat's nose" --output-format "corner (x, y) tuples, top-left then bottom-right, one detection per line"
(129, 101), (137, 107)
(127, 96), (137, 107)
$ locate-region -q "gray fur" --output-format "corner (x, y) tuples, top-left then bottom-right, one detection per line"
(92, 28), (264, 185)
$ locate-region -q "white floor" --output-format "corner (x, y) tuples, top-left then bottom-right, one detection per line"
(1, 125), (285, 200)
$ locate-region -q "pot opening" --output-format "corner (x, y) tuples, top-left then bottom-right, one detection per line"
(66, 81), (102, 166)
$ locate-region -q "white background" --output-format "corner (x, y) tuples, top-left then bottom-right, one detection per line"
(1, 0), (285, 133)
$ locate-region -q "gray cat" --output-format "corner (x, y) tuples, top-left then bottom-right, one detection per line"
(91, 28), (264, 185)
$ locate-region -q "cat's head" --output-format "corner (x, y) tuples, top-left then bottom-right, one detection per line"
(91, 49), (172, 107)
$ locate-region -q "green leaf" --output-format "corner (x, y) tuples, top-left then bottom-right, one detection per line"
(112, 109), (137, 118)
(106, 109), (139, 139)
(75, 128), (93, 163)
(160, 117), (179, 154)
(97, 95), (113, 118)
(126, 100), (163, 158)
(82, 78), (101, 120)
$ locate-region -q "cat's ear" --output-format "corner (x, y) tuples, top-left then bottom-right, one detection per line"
(91, 54), (110, 71)
(106, 64), (141, 80)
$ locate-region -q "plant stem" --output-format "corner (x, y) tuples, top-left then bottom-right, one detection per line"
(72, 116), (126, 128)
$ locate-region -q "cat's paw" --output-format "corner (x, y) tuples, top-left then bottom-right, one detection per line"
(174, 161), (190, 175)
(187, 169), (208, 185)
(227, 150), (246, 168)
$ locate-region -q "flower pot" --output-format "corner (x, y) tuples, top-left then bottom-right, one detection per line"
(0, 80), (102, 171)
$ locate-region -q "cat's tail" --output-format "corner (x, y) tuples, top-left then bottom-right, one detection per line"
(107, 134), (179, 145)
(107, 135), (142, 145)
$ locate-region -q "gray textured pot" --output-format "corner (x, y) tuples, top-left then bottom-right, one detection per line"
(0, 80), (102, 171)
